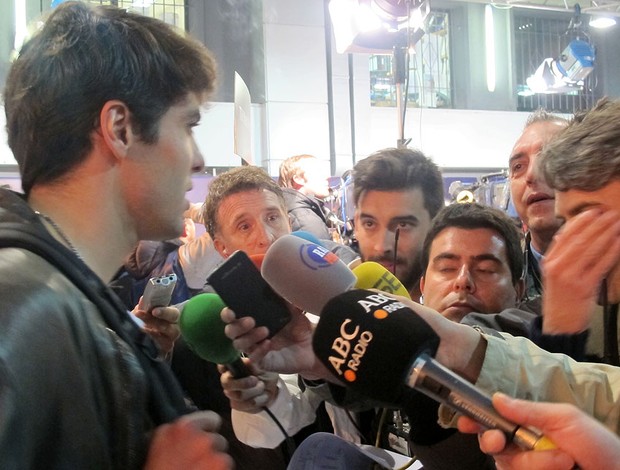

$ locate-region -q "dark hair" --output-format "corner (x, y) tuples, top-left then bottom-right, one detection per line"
(4, 2), (216, 195)
(203, 166), (285, 238)
(352, 148), (444, 219)
(541, 97), (620, 192)
(420, 202), (523, 285)
(278, 154), (316, 188)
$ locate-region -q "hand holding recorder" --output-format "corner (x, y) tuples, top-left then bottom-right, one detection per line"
(133, 273), (181, 355)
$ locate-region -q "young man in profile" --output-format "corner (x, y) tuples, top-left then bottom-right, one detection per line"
(0, 3), (231, 468)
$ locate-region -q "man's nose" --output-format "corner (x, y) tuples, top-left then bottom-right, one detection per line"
(453, 265), (475, 293)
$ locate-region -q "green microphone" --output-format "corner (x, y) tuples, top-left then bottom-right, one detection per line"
(179, 293), (250, 378)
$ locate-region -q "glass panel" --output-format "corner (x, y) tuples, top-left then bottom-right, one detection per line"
(370, 10), (451, 109)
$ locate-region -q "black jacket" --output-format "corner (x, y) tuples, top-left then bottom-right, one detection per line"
(0, 189), (188, 469)
(282, 188), (331, 240)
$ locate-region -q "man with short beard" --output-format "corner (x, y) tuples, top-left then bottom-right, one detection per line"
(352, 148), (444, 299)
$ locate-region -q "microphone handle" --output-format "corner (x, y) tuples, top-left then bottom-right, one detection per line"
(226, 357), (252, 379)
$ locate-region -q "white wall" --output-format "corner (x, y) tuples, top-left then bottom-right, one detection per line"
(0, 101), (529, 173)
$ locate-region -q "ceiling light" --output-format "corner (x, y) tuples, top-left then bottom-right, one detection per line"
(589, 16), (617, 29)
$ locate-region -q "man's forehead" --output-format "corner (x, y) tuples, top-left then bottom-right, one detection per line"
(217, 188), (284, 216)
(431, 227), (508, 257)
(357, 188), (427, 213)
(511, 121), (565, 156)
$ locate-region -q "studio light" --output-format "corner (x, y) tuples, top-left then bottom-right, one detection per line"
(328, 0), (429, 53)
(525, 4), (595, 94)
(526, 39), (595, 94)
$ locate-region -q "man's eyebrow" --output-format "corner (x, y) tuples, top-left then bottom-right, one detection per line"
(228, 212), (251, 227)
(432, 253), (503, 264)
(472, 254), (503, 264)
(432, 252), (460, 262)
(508, 152), (525, 166)
(391, 215), (419, 224)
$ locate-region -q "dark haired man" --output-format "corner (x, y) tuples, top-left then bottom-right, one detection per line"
(420, 203), (524, 322)
(353, 148), (444, 299)
(0, 3), (230, 468)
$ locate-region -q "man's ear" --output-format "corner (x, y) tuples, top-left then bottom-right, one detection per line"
(213, 236), (229, 258)
(419, 276), (426, 296)
(515, 278), (526, 302)
(292, 172), (306, 190)
(99, 100), (135, 159)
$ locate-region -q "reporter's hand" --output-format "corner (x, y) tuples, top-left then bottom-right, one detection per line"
(457, 393), (620, 470)
(218, 359), (279, 412)
(145, 411), (232, 470)
(133, 297), (181, 354)
(221, 303), (329, 380)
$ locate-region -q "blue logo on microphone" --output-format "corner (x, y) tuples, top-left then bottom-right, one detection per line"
(299, 243), (339, 270)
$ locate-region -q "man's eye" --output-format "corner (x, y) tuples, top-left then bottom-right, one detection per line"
(510, 163), (525, 176)
(436, 264), (457, 273)
(361, 220), (375, 229)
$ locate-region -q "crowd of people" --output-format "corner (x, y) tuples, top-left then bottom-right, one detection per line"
(2, 2), (620, 470)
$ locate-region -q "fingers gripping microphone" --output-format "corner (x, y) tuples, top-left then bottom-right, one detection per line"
(352, 261), (411, 299)
(312, 289), (440, 405)
(181, 293), (298, 448)
(179, 293), (250, 378)
(261, 234), (356, 315)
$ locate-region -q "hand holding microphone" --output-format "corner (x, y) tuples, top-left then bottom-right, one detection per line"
(311, 289), (556, 452)
(180, 293), (279, 411)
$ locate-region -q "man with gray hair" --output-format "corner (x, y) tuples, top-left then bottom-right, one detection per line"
(508, 109), (568, 300)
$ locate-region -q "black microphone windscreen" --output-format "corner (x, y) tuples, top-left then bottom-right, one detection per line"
(313, 289), (440, 404)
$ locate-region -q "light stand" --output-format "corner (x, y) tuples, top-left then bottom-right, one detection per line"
(393, 42), (410, 149)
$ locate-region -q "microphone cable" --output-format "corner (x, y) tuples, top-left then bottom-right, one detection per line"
(393, 228), (401, 276)
(227, 356), (297, 462)
(261, 405), (297, 463)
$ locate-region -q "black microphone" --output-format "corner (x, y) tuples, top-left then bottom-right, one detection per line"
(312, 289), (440, 405)
(312, 289), (556, 451)
(179, 293), (250, 378)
